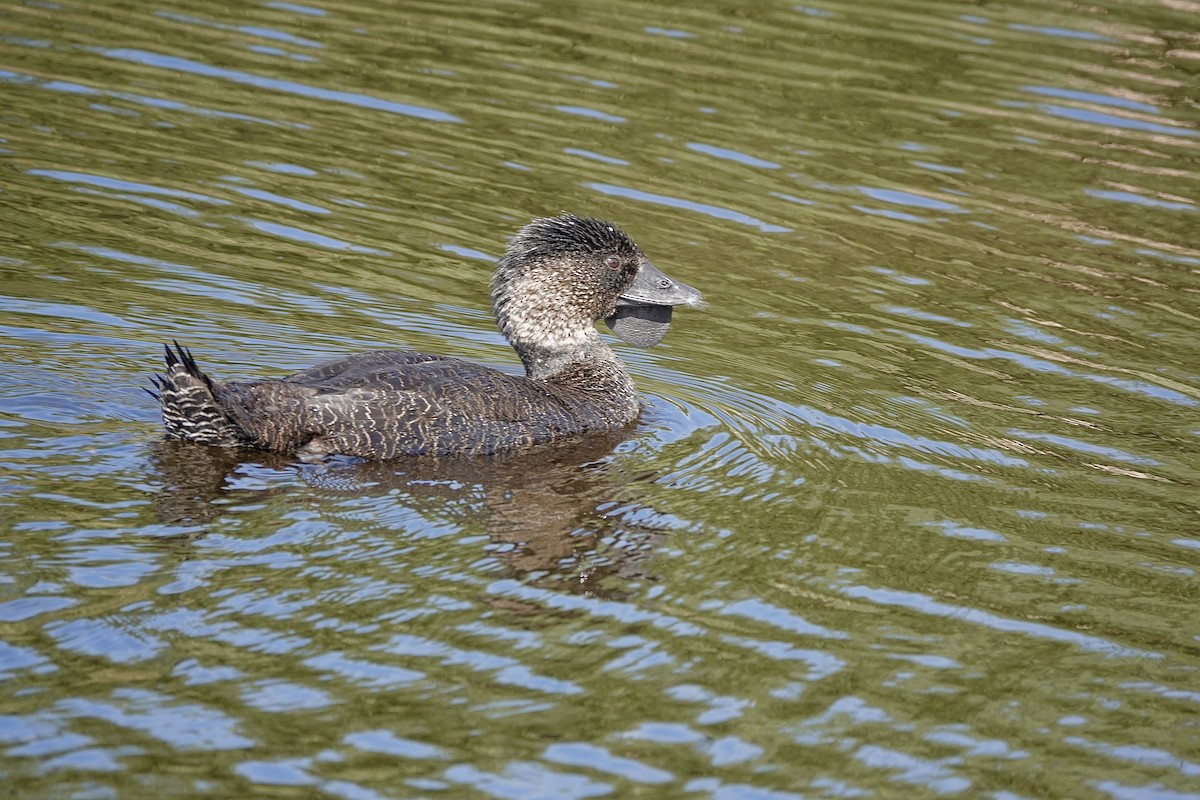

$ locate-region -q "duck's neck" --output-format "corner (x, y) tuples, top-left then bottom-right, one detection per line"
(494, 288), (631, 384)
(512, 328), (625, 383)
(502, 321), (640, 424)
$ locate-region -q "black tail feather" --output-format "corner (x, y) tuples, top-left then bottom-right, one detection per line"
(164, 340), (213, 388)
(149, 340), (245, 446)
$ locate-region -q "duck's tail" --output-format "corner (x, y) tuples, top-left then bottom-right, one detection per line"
(146, 341), (246, 446)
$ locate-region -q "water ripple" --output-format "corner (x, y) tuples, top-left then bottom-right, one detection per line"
(101, 49), (462, 123)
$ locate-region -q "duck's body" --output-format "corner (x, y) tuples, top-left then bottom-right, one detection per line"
(158, 345), (639, 458)
(149, 215), (701, 459)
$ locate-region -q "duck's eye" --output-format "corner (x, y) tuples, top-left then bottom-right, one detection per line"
(604, 255), (622, 270)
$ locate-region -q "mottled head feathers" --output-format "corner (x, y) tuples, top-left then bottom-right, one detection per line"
(491, 215), (647, 371)
(502, 213), (643, 266)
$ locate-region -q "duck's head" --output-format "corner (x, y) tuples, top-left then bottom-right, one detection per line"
(492, 214), (702, 358)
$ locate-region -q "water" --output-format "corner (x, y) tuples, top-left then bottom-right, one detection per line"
(1, 0), (1198, 797)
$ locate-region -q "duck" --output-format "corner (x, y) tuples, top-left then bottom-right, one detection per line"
(147, 213), (703, 459)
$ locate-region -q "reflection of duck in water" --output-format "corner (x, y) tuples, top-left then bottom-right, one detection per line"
(148, 435), (675, 599)
(147, 214), (702, 459)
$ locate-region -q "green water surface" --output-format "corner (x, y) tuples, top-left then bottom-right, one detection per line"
(1, 0), (1197, 798)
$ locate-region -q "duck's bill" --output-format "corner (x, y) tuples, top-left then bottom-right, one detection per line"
(604, 260), (703, 348)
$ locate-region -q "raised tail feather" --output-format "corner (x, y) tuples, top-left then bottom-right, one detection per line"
(148, 341), (246, 446)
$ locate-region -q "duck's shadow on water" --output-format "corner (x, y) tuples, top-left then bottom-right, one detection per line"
(146, 433), (673, 598)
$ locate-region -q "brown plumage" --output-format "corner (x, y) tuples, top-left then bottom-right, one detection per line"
(149, 214), (702, 459)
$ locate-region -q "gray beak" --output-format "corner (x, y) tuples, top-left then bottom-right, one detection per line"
(604, 260), (703, 348)
(616, 260), (704, 308)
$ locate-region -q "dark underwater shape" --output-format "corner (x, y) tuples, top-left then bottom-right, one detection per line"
(148, 214), (703, 459)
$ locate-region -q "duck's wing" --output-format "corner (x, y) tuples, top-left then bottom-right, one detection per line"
(211, 354), (578, 458)
(284, 351), (539, 403)
(300, 377), (573, 458)
(282, 350), (462, 390)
